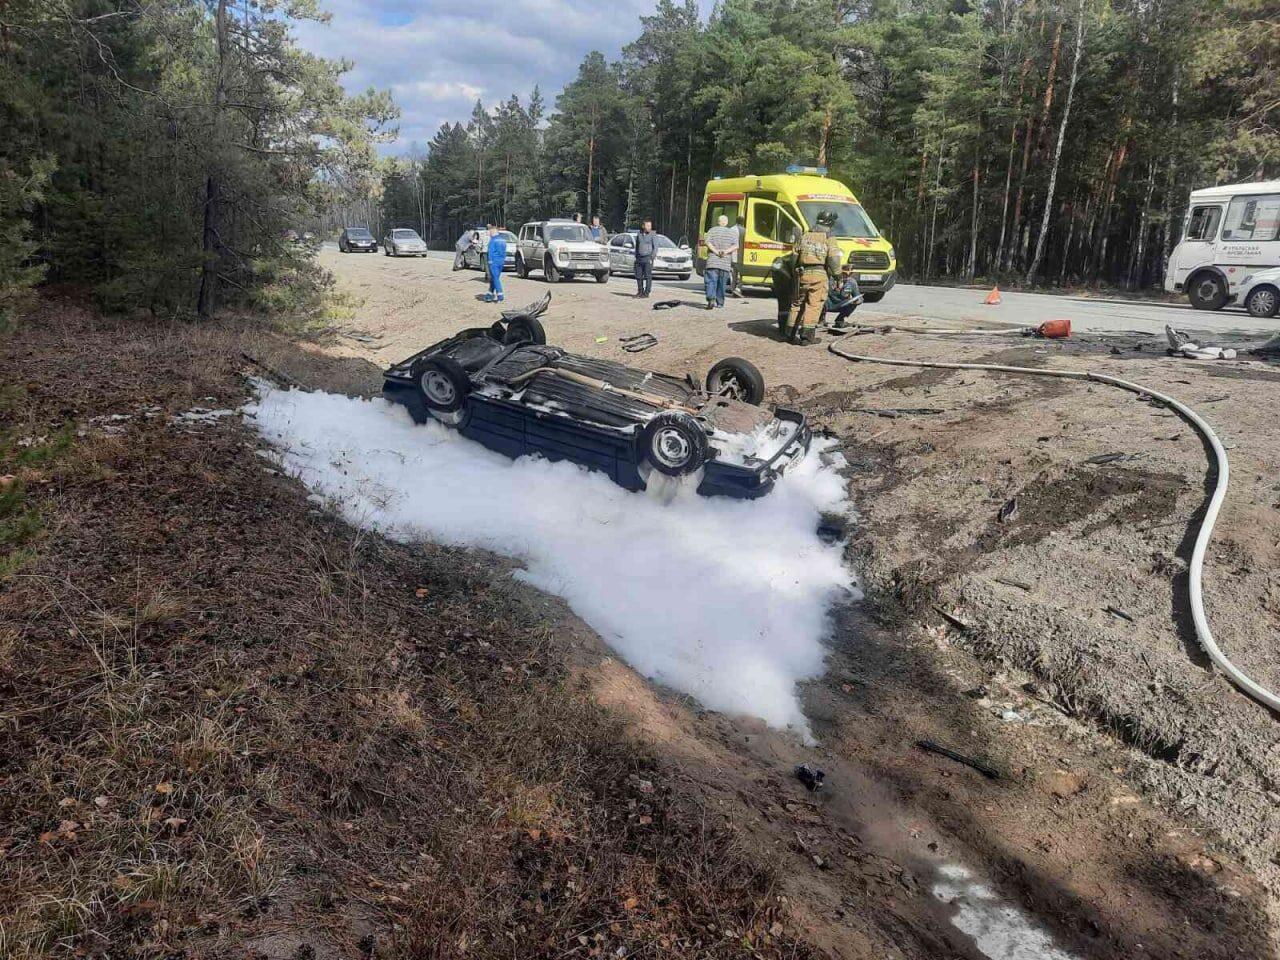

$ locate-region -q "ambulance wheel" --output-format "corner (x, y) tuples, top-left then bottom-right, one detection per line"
(706, 358), (765, 405)
(1188, 271), (1228, 311)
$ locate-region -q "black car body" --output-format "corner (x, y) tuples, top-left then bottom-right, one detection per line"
(382, 296), (810, 499)
(339, 227), (377, 253)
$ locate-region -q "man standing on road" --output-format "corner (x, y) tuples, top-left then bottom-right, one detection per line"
(703, 214), (738, 310)
(785, 210), (842, 343)
(483, 224), (507, 303)
(589, 215), (607, 243)
(730, 215), (747, 297)
(634, 219), (657, 298)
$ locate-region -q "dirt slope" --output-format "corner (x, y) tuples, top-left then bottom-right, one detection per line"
(313, 247), (1280, 956)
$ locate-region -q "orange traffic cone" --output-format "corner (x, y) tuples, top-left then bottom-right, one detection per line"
(984, 286), (1002, 305)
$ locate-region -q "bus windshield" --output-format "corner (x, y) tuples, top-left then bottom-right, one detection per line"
(797, 201), (878, 239)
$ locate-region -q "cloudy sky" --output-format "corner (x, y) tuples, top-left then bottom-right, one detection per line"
(293, 0), (679, 155)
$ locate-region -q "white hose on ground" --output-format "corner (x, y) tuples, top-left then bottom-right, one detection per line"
(827, 340), (1280, 715)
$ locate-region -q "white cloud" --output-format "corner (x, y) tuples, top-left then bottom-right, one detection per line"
(293, 0), (674, 153)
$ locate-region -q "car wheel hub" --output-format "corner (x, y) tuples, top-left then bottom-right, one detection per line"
(652, 428), (692, 468)
(713, 372), (743, 400)
(1196, 278), (1219, 300)
(422, 371), (456, 405)
(1253, 289), (1277, 314)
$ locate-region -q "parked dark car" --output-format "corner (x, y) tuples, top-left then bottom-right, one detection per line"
(339, 227), (377, 253)
(382, 295), (811, 499)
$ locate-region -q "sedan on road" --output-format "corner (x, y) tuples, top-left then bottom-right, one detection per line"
(383, 228), (428, 258)
(608, 232), (693, 280)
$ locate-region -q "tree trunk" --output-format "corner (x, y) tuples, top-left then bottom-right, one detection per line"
(1026, 0), (1086, 286)
(966, 143), (981, 281)
(197, 0), (229, 319)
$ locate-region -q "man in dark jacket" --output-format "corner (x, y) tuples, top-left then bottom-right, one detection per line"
(634, 219), (657, 298)
(770, 252), (797, 334)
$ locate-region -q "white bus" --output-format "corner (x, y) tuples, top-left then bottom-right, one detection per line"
(1165, 179), (1280, 309)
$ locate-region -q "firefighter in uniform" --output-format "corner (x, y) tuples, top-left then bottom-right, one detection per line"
(784, 209), (843, 344)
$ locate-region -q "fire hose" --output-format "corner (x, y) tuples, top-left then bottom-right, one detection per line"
(827, 338), (1280, 715)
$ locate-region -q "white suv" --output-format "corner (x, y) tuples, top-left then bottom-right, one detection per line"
(515, 220), (610, 284)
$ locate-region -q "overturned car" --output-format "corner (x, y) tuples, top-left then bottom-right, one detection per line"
(382, 294), (811, 499)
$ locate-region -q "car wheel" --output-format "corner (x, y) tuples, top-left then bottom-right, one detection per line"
(640, 412), (708, 478)
(862, 292), (885, 303)
(1245, 284), (1279, 318)
(545, 258), (561, 283)
(1188, 271), (1227, 310)
(504, 315), (547, 345)
(705, 358), (766, 405)
(678, 273), (691, 281)
(413, 356), (471, 414)
(595, 271), (609, 283)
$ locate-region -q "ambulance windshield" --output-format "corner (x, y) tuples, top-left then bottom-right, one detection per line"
(798, 201), (878, 239)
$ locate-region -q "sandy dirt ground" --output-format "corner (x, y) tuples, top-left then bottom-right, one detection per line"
(315, 247), (1280, 957)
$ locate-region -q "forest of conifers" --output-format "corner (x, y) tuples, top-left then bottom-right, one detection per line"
(1, 0), (1275, 325)
(373, 0), (1277, 290)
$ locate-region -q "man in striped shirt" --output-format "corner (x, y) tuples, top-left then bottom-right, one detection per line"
(703, 215), (739, 310)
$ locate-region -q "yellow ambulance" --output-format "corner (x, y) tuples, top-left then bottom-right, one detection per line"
(696, 166), (897, 301)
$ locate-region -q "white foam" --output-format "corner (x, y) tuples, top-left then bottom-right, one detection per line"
(933, 864), (1079, 960)
(242, 383), (855, 734)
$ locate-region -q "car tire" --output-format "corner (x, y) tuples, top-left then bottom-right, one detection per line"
(505, 315), (547, 345)
(1245, 284), (1279, 318)
(545, 258), (561, 283)
(705, 358), (766, 405)
(1188, 271), (1228, 310)
(640, 412), (708, 478)
(678, 273), (691, 281)
(595, 271), (609, 283)
(412, 356), (471, 414)
(862, 292), (885, 303)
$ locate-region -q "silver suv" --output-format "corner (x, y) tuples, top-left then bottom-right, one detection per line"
(515, 220), (610, 284)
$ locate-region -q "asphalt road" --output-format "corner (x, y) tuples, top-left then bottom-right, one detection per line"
(413, 249), (1279, 340)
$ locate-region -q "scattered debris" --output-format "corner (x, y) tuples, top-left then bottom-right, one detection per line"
(934, 606), (973, 634)
(1105, 605), (1135, 623)
(853, 406), (945, 419)
(794, 763), (825, 792)
(916, 741), (1001, 780)
(619, 333), (658, 353)
(997, 498), (1018, 523)
(1165, 325), (1238, 360)
(1085, 452), (1136, 465)
(964, 684), (990, 699)
(993, 576), (1032, 591)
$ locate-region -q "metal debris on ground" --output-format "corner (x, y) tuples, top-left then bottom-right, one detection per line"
(853, 407), (945, 419)
(1165, 325), (1238, 360)
(795, 763), (825, 792)
(916, 740), (1001, 779)
(1105, 605), (1135, 623)
(997, 498), (1018, 523)
(1085, 452), (1136, 465)
(619, 333), (658, 353)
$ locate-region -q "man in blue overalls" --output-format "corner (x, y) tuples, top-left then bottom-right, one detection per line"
(484, 224), (506, 303)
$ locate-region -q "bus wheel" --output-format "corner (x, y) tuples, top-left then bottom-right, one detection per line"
(1188, 271), (1228, 311)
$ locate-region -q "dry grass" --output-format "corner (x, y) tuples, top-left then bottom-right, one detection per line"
(0, 298), (811, 959)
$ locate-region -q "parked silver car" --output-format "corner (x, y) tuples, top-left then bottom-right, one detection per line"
(456, 228), (517, 271)
(383, 228), (428, 257)
(609, 231), (693, 280)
